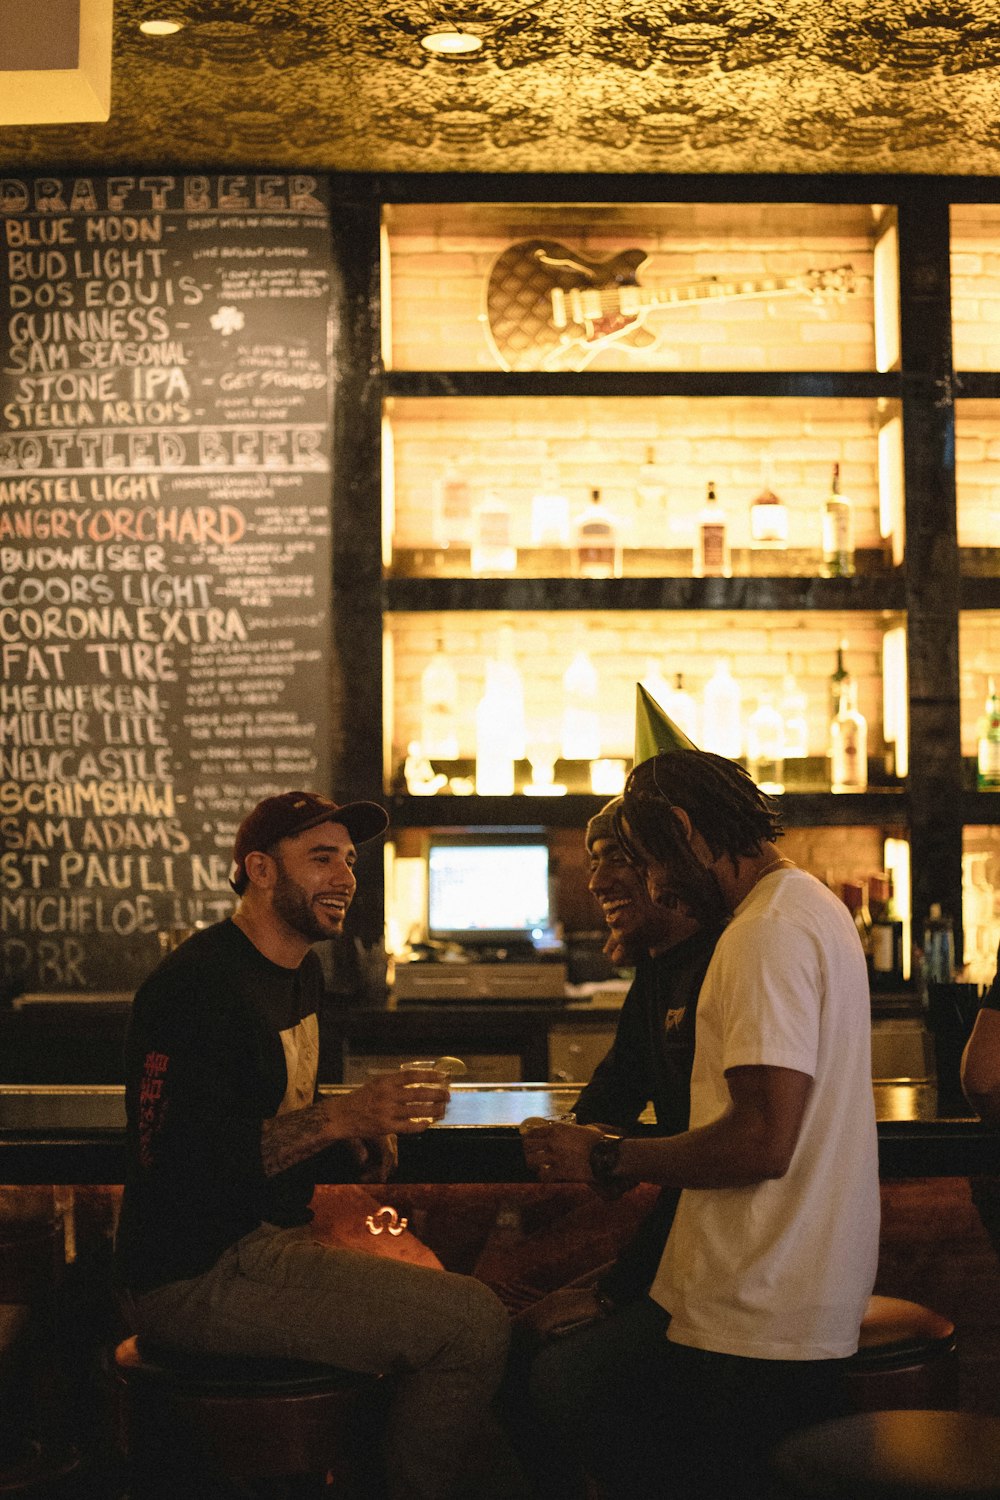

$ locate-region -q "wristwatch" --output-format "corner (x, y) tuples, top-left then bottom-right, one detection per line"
(589, 1132), (629, 1197)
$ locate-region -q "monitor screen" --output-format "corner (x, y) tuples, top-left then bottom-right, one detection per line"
(426, 829), (552, 948)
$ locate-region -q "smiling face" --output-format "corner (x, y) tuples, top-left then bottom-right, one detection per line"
(269, 820), (358, 944)
(588, 835), (695, 955)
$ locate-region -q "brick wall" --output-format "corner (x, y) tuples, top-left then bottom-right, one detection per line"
(956, 403), (1000, 550)
(961, 611), (1000, 756)
(951, 207), (1000, 374)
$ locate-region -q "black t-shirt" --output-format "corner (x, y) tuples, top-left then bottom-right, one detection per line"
(116, 919), (333, 1294)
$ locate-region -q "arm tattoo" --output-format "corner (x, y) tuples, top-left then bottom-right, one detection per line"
(260, 1100), (336, 1177)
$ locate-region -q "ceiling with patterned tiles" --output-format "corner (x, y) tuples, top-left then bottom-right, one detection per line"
(3, 0), (1000, 176)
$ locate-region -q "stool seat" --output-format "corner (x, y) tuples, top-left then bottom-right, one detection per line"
(846, 1296), (957, 1411)
(116, 1336), (367, 1397)
(773, 1408), (1000, 1497)
(113, 1335), (383, 1489)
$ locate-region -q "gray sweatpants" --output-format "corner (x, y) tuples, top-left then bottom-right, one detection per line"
(131, 1222), (513, 1500)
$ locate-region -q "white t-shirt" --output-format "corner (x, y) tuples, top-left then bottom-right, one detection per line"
(651, 866), (880, 1360)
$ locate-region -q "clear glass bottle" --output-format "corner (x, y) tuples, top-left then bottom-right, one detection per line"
(470, 490), (516, 575)
(977, 676), (1000, 790)
(694, 480), (731, 578)
(746, 694), (786, 794)
(830, 679), (868, 793)
(529, 460), (571, 549)
(780, 655), (809, 759)
(433, 460), (472, 550)
(820, 461), (855, 578)
(475, 664), (516, 796)
(665, 672), (699, 743)
(749, 465), (789, 553)
(571, 487), (622, 579)
(702, 659), (742, 758)
(561, 650), (601, 761)
(420, 637), (459, 759)
(635, 445), (666, 550)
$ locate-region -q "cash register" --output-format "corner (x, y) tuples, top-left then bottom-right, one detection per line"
(392, 828), (568, 1003)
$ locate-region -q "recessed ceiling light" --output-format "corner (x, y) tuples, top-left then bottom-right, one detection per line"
(139, 18), (184, 36)
(420, 29), (483, 55)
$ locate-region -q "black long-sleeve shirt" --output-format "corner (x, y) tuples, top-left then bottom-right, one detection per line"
(572, 926), (722, 1303)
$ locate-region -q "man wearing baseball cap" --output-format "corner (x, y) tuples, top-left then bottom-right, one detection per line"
(117, 791), (512, 1500)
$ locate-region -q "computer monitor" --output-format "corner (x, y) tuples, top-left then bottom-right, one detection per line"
(425, 828), (554, 951)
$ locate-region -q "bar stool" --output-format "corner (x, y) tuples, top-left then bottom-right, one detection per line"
(845, 1296), (958, 1412)
(113, 1335), (384, 1497)
(772, 1408), (1000, 1497)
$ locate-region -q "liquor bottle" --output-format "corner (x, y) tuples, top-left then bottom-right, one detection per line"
(840, 881), (873, 959)
(702, 659), (742, 758)
(475, 664), (516, 796)
(693, 480), (731, 578)
(830, 679), (868, 793)
(749, 465), (789, 553)
(470, 490), (516, 575)
(746, 694), (785, 794)
(419, 638), (459, 760)
(665, 672), (699, 743)
(977, 676), (1000, 790)
(529, 461), (571, 549)
(635, 445), (666, 549)
(780, 656), (809, 759)
(869, 871), (904, 990)
(571, 487), (622, 579)
(820, 461), (855, 578)
(433, 461), (472, 550)
(475, 632), (525, 795)
(639, 661), (673, 714)
(561, 651), (601, 761)
(921, 902), (955, 1000)
(829, 640), (852, 722)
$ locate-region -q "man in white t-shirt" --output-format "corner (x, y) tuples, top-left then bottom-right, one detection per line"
(522, 749), (880, 1498)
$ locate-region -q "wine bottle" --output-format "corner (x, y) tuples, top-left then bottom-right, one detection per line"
(977, 676), (1000, 791)
(829, 640), (852, 722)
(561, 651), (601, 761)
(841, 881), (873, 959)
(571, 487), (622, 579)
(694, 480), (731, 578)
(869, 871), (904, 990)
(820, 461), (855, 578)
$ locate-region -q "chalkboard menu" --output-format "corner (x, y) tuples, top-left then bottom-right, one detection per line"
(0, 173), (334, 993)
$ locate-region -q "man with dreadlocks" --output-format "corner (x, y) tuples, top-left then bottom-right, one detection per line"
(521, 748), (879, 1499)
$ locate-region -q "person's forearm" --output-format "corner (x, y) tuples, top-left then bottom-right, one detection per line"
(615, 1108), (793, 1189)
(260, 1096), (352, 1177)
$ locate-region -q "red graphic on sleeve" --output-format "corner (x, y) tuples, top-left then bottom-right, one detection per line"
(138, 1051), (169, 1169)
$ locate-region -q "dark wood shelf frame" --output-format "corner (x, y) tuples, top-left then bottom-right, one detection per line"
(328, 172), (1000, 962)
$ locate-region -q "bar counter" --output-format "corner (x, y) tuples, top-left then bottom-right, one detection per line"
(1, 1082), (997, 1184)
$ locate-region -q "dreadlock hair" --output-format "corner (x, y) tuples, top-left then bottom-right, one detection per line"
(618, 750), (785, 883)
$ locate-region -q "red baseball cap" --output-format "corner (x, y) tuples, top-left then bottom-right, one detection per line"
(230, 790), (389, 894)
